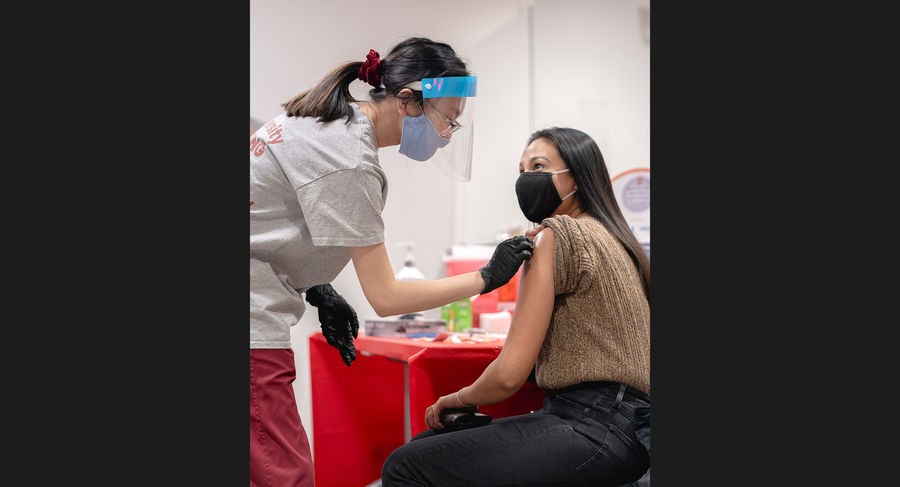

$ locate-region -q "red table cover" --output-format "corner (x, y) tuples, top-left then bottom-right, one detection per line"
(309, 332), (545, 487)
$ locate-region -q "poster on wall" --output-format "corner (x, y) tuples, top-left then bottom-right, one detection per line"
(611, 168), (650, 258)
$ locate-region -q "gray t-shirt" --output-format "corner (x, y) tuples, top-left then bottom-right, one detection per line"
(250, 103), (386, 349)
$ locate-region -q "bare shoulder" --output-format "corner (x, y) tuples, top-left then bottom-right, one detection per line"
(533, 226), (555, 246)
(530, 226), (556, 261)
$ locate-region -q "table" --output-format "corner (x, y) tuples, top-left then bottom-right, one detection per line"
(309, 332), (546, 487)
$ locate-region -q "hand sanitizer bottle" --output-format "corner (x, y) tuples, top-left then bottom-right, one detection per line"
(395, 241), (425, 282)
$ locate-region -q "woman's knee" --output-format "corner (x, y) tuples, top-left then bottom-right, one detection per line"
(381, 443), (418, 486)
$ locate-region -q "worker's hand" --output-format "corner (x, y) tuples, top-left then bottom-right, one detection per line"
(524, 224), (546, 239)
(478, 235), (534, 294)
(425, 391), (474, 430)
(305, 283), (359, 366)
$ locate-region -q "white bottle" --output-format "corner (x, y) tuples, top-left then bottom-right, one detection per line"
(395, 241), (426, 282)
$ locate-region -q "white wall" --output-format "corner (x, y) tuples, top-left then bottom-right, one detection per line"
(250, 0), (649, 456)
(533, 0), (650, 177)
(456, 0), (651, 246)
(453, 8), (532, 245)
(250, 0), (530, 122)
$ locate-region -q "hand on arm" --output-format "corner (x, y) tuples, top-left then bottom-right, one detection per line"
(478, 235), (534, 294)
(349, 235), (533, 317)
(425, 228), (556, 429)
(524, 223), (546, 239)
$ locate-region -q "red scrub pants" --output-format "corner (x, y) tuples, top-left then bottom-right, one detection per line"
(250, 349), (314, 487)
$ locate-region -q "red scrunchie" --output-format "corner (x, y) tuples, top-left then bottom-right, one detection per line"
(358, 49), (382, 87)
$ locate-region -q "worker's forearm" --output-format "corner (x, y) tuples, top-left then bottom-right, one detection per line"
(371, 271), (485, 317)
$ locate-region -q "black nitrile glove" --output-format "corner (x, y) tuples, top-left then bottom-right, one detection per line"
(305, 284), (359, 367)
(478, 235), (534, 294)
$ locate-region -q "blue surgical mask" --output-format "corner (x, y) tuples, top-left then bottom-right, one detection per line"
(399, 112), (450, 161)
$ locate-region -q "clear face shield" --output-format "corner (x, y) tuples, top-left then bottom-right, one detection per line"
(401, 76), (477, 182)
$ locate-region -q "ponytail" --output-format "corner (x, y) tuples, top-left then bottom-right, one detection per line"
(282, 62), (363, 124)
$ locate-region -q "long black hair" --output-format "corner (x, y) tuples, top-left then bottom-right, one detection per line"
(282, 37), (470, 124)
(528, 127), (651, 302)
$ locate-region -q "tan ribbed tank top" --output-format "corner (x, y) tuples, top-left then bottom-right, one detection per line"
(535, 214), (650, 395)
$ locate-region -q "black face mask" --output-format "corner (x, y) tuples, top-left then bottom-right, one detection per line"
(515, 169), (576, 223)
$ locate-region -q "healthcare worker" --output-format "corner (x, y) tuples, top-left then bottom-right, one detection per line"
(249, 37), (533, 487)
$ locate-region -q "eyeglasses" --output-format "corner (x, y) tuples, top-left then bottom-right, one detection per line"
(421, 99), (462, 136)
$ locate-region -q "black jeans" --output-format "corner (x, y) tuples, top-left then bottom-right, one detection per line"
(382, 381), (650, 486)
(619, 401), (650, 486)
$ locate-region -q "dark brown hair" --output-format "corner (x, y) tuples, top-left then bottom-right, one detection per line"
(282, 37), (470, 124)
(528, 127), (651, 302)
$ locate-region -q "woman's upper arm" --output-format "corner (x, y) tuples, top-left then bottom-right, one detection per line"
(493, 227), (556, 387)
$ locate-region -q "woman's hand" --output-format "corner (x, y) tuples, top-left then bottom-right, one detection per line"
(424, 391), (472, 430)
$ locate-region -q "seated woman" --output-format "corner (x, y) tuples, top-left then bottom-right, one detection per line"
(381, 127), (651, 486)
